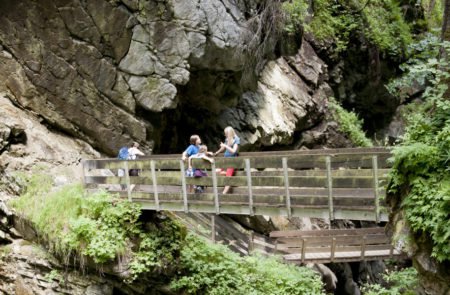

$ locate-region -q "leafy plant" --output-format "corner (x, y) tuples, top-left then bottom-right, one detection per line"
(170, 234), (324, 294)
(282, 0), (412, 55)
(328, 97), (373, 147)
(362, 267), (418, 295)
(9, 176), (184, 281)
(387, 40), (450, 262)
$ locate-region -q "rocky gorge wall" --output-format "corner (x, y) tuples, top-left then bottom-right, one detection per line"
(0, 0), (355, 156)
(0, 0), (413, 294)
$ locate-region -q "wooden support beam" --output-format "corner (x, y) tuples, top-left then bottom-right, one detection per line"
(179, 160), (188, 213)
(331, 237), (336, 262)
(372, 155), (380, 223)
(389, 243), (394, 258)
(211, 162), (220, 214)
(282, 157), (292, 218)
(245, 159), (254, 216)
(150, 160), (160, 211)
(124, 161), (131, 201)
(326, 156), (334, 220)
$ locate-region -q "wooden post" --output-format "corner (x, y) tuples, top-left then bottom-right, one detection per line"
(360, 236), (367, 260)
(326, 156), (334, 220)
(282, 157), (292, 218)
(150, 160), (160, 211)
(211, 162), (220, 214)
(248, 230), (255, 254)
(211, 215), (216, 243)
(81, 160), (87, 189)
(372, 155), (380, 223)
(274, 239), (279, 253)
(389, 243), (394, 258)
(124, 161), (131, 201)
(180, 160), (188, 213)
(245, 159), (254, 216)
(330, 237), (336, 262)
(301, 238), (306, 264)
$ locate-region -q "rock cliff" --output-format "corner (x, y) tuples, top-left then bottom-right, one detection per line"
(0, 0), (350, 155)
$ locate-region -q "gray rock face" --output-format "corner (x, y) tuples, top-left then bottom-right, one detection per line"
(0, 0), (352, 155)
(0, 0), (256, 154)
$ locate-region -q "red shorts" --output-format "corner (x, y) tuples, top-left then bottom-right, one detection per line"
(216, 168), (235, 177)
(225, 168), (235, 177)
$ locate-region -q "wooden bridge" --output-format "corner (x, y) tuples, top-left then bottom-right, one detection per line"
(82, 147), (406, 263)
(83, 147), (391, 222)
(174, 213), (404, 263)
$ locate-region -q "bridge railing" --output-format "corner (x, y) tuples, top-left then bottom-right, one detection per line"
(270, 227), (404, 264)
(82, 147), (392, 222)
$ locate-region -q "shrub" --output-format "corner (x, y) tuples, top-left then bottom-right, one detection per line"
(9, 177), (184, 280)
(328, 97), (373, 147)
(362, 267), (418, 295)
(282, 0), (412, 56)
(387, 40), (450, 262)
(170, 234), (324, 294)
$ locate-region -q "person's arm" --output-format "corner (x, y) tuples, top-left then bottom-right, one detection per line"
(182, 151), (188, 161)
(219, 142), (238, 154)
(214, 145), (226, 156)
(200, 154), (215, 163)
(135, 148), (145, 156)
(188, 155), (194, 170)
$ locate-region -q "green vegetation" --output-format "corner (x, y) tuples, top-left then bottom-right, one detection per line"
(171, 234), (324, 295)
(361, 267), (418, 295)
(282, 0), (412, 55)
(10, 173), (325, 293)
(328, 97), (373, 147)
(10, 174), (184, 280)
(387, 38), (450, 262)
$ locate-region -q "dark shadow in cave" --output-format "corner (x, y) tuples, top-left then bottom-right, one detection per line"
(140, 70), (244, 154)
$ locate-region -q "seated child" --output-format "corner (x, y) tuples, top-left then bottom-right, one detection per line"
(187, 145), (214, 193)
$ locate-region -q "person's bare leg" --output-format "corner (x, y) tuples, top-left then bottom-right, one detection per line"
(222, 185), (230, 194)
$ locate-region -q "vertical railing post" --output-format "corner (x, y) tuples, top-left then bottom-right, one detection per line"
(211, 162), (220, 214)
(150, 160), (160, 211)
(81, 160), (87, 189)
(124, 161), (131, 201)
(248, 230), (255, 254)
(245, 159), (254, 216)
(360, 236), (367, 260)
(301, 238), (306, 264)
(389, 240), (394, 258)
(282, 157), (292, 218)
(326, 156), (334, 220)
(330, 237), (336, 262)
(211, 215), (216, 243)
(180, 160), (188, 213)
(372, 155), (380, 223)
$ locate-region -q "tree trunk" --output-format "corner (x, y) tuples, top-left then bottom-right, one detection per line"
(442, 0), (450, 42)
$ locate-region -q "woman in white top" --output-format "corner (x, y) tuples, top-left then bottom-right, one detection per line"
(128, 142), (145, 176)
(128, 142), (145, 160)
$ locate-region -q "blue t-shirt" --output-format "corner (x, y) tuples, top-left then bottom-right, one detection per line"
(185, 144), (199, 157)
(224, 136), (240, 157)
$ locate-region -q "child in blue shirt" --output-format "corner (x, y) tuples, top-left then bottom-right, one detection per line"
(182, 134), (201, 163)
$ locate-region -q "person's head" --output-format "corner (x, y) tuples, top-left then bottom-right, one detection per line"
(224, 126), (236, 143)
(130, 141), (139, 148)
(190, 134), (201, 145)
(198, 145), (208, 153)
